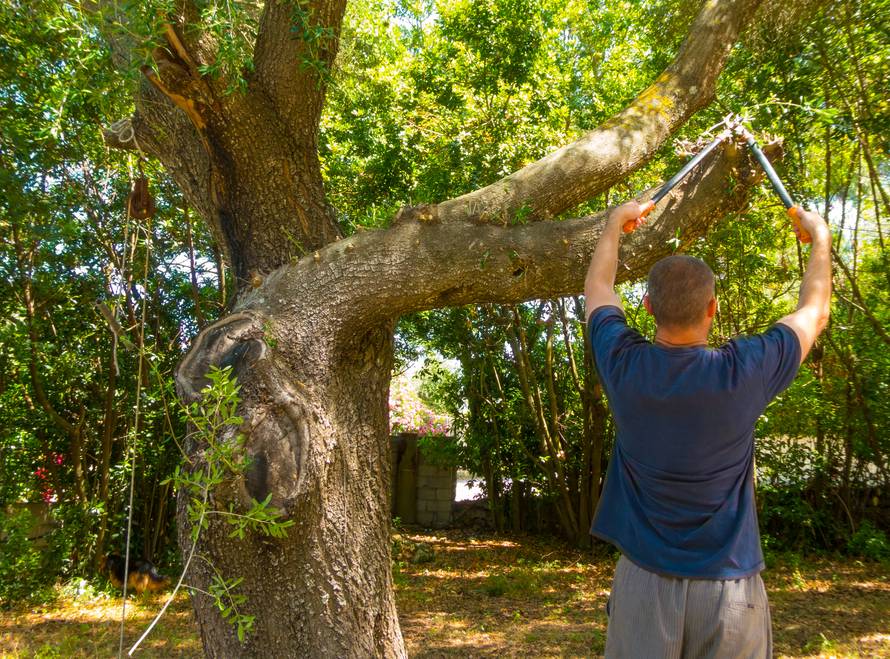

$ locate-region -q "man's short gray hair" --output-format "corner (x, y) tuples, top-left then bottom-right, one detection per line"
(646, 255), (716, 328)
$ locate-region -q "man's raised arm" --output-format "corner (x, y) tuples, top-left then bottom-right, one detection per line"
(584, 202), (645, 322)
(777, 208), (832, 364)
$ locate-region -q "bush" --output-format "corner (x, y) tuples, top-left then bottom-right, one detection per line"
(847, 521), (890, 561)
(757, 487), (847, 552)
(0, 508), (54, 607)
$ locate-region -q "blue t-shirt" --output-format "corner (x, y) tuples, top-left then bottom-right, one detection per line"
(588, 305), (800, 579)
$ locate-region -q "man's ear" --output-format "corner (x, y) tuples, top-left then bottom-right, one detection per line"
(706, 297), (718, 319)
(643, 294), (654, 316)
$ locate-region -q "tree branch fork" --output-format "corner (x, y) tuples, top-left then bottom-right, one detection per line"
(101, 0), (764, 281)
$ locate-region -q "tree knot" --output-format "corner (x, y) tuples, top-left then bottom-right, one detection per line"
(393, 203), (440, 225)
(175, 312), (268, 402)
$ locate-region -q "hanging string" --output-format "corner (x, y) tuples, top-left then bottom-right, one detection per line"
(118, 215), (152, 659)
(109, 157), (136, 379)
(127, 480), (209, 656)
(114, 153), (135, 657)
(105, 52), (150, 655)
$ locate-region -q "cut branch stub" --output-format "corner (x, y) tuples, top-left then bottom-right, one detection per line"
(139, 22), (218, 133)
(241, 360), (312, 513)
(175, 312), (267, 402)
(175, 312), (313, 515)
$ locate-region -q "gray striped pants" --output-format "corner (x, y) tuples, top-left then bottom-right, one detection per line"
(605, 556), (772, 658)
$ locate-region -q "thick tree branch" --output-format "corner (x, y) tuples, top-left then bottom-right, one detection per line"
(248, 138), (770, 359)
(427, 0), (763, 225)
(253, 0), (348, 140)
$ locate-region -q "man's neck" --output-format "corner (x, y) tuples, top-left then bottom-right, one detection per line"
(654, 325), (709, 348)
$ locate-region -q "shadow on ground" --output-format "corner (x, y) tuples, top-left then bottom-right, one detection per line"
(1, 531), (887, 657)
(396, 529), (890, 658)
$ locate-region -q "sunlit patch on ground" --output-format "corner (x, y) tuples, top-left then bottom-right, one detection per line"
(395, 530), (619, 657)
(0, 589), (202, 658)
(1, 531), (887, 657)
(396, 531), (890, 658)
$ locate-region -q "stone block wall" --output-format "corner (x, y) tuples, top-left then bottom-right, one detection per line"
(391, 433), (456, 528)
(3, 502), (56, 547)
(416, 462), (456, 528)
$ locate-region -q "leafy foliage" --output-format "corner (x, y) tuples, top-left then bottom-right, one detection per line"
(847, 520), (890, 562)
(0, 509), (50, 607)
(389, 376), (452, 437)
(0, 0), (220, 575)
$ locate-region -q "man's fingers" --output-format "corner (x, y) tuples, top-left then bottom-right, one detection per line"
(789, 206), (814, 244)
(621, 217), (647, 233)
(619, 201), (651, 233)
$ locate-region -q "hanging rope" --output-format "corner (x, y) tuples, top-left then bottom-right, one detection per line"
(127, 481), (209, 656)
(114, 154), (135, 657)
(113, 156), (136, 376)
(107, 118), (143, 154)
(117, 214), (152, 659)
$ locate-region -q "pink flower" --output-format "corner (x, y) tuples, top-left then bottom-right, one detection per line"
(389, 379), (452, 437)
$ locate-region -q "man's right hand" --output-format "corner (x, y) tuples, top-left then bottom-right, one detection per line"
(778, 207), (832, 364)
(611, 201), (647, 233)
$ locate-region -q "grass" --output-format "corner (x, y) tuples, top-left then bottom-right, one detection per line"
(1, 531), (888, 657)
(396, 531), (890, 657)
(0, 580), (201, 658)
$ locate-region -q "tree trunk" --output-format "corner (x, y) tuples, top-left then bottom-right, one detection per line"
(176, 312), (404, 657)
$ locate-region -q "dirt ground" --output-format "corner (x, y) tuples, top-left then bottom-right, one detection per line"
(1, 530), (888, 657)
(396, 531), (890, 658)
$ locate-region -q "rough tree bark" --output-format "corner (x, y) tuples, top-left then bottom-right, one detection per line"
(100, 0), (769, 655)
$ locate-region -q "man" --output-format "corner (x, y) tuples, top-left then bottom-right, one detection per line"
(584, 201), (831, 658)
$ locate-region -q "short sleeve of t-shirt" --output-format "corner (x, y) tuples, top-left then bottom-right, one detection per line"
(589, 306), (801, 405)
(587, 305), (645, 382)
(727, 323), (802, 404)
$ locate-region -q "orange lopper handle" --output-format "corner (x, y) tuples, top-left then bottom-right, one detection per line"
(622, 200), (656, 233)
(788, 206), (812, 244)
